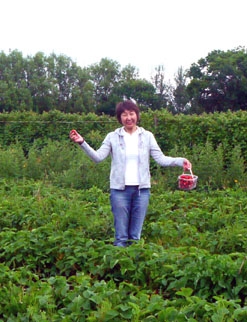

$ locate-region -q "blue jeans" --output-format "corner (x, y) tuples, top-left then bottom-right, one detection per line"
(110, 186), (150, 247)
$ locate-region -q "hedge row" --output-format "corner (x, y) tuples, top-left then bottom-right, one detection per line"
(0, 109), (247, 160)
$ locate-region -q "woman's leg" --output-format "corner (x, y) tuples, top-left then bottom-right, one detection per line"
(110, 187), (132, 247)
(110, 187), (150, 246)
(128, 188), (150, 242)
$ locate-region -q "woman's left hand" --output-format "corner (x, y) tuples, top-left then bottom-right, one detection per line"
(183, 159), (192, 171)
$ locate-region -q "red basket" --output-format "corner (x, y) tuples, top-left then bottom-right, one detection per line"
(178, 169), (198, 191)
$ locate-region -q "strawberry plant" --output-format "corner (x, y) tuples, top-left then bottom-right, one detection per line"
(1, 179), (247, 320)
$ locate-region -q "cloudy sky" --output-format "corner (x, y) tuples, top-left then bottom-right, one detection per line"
(1, 0), (246, 81)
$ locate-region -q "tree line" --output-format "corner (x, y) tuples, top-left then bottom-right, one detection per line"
(0, 47), (247, 115)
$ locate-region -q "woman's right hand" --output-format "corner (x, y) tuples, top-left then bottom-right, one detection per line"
(69, 129), (84, 144)
(183, 159), (192, 172)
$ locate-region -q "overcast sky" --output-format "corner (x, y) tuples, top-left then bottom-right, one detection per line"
(1, 0), (246, 81)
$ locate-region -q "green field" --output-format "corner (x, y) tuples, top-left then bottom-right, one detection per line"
(1, 179), (247, 321)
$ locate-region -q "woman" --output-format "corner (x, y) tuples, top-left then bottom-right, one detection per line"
(70, 99), (192, 247)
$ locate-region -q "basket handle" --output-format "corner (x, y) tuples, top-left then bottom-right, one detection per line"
(183, 168), (194, 176)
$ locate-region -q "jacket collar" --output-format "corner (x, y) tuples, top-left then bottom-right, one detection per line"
(115, 126), (143, 136)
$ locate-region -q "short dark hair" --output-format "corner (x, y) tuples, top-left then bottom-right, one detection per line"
(115, 100), (140, 124)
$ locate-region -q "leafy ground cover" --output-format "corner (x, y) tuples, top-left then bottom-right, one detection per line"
(1, 179), (247, 321)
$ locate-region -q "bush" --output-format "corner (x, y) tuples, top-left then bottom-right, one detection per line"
(0, 143), (26, 178)
(226, 145), (246, 188)
(0, 138), (246, 191)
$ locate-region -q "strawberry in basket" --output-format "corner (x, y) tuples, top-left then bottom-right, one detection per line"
(178, 169), (198, 191)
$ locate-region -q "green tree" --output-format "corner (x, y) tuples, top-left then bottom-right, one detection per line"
(88, 58), (121, 113)
(0, 50), (95, 113)
(25, 52), (57, 112)
(186, 47), (247, 113)
(0, 50), (32, 112)
(45, 53), (93, 113)
(0, 80), (17, 112)
(112, 79), (157, 113)
(151, 65), (169, 109)
(70, 67), (94, 113)
(121, 64), (139, 81)
(169, 66), (190, 114)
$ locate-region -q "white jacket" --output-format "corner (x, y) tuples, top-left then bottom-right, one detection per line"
(80, 127), (185, 189)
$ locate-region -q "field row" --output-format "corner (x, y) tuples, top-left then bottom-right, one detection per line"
(1, 180), (247, 321)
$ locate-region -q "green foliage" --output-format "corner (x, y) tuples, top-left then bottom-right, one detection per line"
(0, 50), (98, 114)
(1, 110), (247, 162)
(112, 79), (157, 112)
(170, 66), (190, 114)
(1, 180), (247, 320)
(225, 145), (246, 188)
(2, 49), (247, 321)
(190, 141), (225, 189)
(1, 48), (247, 115)
(0, 109), (247, 191)
(0, 138), (246, 192)
(187, 47), (247, 113)
(0, 143), (26, 178)
(141, 109), (247, 159)
(0, 51), (158, 115)
(5, 134), (106, 190)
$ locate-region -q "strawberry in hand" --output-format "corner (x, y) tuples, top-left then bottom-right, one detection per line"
(183, 159), (192, 172)
(69, 129), (84, 144)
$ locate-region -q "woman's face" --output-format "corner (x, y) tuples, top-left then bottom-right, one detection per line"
(120, 109), (138, 132)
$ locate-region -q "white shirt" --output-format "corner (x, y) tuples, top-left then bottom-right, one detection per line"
(123, 130), (140, 185)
